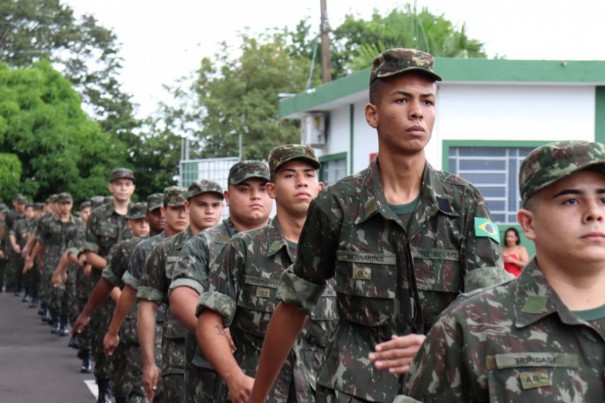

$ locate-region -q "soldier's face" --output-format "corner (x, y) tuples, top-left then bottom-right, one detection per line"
(186, 193), (223, 232)
(519, 170), (605, 273)
(267, 160), (323, 218)
(79, 207), (92, 225)
(59, 201), (73, 215)
(147, 208), (166, 233)
(24, 207), (34, 219)
(128, 217), (150, 238)
(225, 179), (273, 227)
(365, 73), (436, 157)
(109, 179), (135, 202)
(165, 205), (189, 234)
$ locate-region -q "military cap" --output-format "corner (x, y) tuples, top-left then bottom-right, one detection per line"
(125, 202), (148, 220)
(58, 192), (73, 203)
(228, 161), (270, 185)
(519, 140), (605, 204)
(79, 201), (92, 211)
(147, 193), (164, 212)
(0, 203), (9, 213)
(187, 180), (223, 199)
(163, 186), (188, 207)
(90, 195), (106, 209)
(47, 194), (59, 203)
(370, 48), (442, 83)
(110, 167), (135, 182)
(14, 194), (27, 204)
(34, 202), (45, 211)
(268, 144), (320, 173)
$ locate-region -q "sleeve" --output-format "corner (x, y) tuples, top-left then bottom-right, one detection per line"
(123, 242), (144, 289)
(169, 235), (211, 296)
(84, 212), (101, 254)
(460, 185), (512, 291)
(102, 242), (126, 286)
(138, 243), (166, 303)
(195, 238), (244, 327)
(276, 196), (340, 314)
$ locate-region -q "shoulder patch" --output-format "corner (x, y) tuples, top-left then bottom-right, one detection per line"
(474, 217), (500, 243)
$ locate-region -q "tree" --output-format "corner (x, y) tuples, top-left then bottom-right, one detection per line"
(0, 61), (126, 202)
(0, 0), (140, 140)
(331, 5), (487, 77)
(189, 33), (310, 160)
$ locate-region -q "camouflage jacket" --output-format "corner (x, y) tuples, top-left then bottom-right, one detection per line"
(86, 202), (132, 258)
(277, 159), (510, 401)
(169, 218), (238, 371)
(138, 228), (192, 375)
(38, 214), (82, 270)
(404, 258), (605, 402)
(122, 232), (167, 290)
(10, 217), (35, 247)
(197, 217), (339, 402)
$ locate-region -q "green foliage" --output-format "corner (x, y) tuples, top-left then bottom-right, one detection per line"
(331, 5), (487, 77)
(0, 152), (21, 201)
(191, 34), (309, 160)
(0, 61), (126, 202)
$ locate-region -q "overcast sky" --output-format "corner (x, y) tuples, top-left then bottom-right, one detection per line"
(63, 0), (605, 118)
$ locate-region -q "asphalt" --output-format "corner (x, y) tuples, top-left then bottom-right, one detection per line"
(0, 290), (96, 403)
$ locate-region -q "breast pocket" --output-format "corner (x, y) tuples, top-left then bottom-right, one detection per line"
(486, 352), (581, 403)
(335, 250), (397, 326)
(236, 275), (279, 337)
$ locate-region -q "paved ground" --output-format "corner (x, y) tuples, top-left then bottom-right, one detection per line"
(0, 291), (96, 403)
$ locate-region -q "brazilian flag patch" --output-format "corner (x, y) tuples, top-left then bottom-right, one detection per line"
(474, 217), (500, 243)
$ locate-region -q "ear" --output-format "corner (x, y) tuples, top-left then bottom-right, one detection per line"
(107, 183), (113, 193)
(517, 208), (536, 241)
(365, 103), (378, 129)
(318, 182), (325, 191)
(223, 190), (230, 206)
(265, 182), (277, 200)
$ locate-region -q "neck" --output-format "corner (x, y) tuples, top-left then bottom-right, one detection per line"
(59, 212), (71, 221)
(377, 152), (426, 205)
(165, 226), (181, 237)
(275, 209), (305, 244)
(231, 217), (267, 233)
(538, 256), (605, 310)
(113, 198), (129, 215)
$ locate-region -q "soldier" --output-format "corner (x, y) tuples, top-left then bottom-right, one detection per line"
(169, 161), (273, 403)
(4, 194), (27, 294)
(197, 145), (338, 403)
(138, 180), (224, 403)
(403, 140), (605, 402)
(10, 203), (35, 302)
(36, 192), (81, 336)
(82, 168), (136, 403)
(249, 48), (510, 403)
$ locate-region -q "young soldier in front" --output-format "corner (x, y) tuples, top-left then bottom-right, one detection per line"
(404, 140), (605, 402)
(249, 49), (509, 403)
(196, 145), (337, 403)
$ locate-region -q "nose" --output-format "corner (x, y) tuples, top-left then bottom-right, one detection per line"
(583, 198), (604, 223)
(409, 100), (423, 121)
(295, 173), (308, 188)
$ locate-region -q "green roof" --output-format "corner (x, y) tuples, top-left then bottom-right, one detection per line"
(279, 58), (605, 118)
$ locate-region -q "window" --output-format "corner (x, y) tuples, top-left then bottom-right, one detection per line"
(320, 153), (347, 186)
(448, 146), (534, 223)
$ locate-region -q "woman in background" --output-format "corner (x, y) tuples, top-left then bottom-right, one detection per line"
(501, 227), (529, 277)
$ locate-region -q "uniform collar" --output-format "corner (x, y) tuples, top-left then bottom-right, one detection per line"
(265, 217), (291, 259)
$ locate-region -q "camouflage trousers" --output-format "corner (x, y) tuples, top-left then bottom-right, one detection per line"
(22, 264), (40, 299)
(0, 256), (6, 290)
(38, 265), (54, 307)
(162, 373), (185, 403)
(4, 251), (23, 291)
(90, 298), (115, 379)
(184, 362), (227, 403)
(316, 385), (374, 403)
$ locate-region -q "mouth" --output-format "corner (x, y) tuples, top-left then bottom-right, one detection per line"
(295, 192), (311, 198)
(581, 231), (605, 240)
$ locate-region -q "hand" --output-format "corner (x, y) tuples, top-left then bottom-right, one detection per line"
(77, 254), (87, 267)
(368, 334), (426, 374)
(13, 244), (21, 254)
(143, 363), (160, 402)
(103, 332), (120, 357)
(51, 272), (62, 286)
(23, 257), (34, 272)
(21, 246), (29, 257)
(83, 264), (92, 278)
(72, 314), (90, 334)
(227, 371), (254, 403)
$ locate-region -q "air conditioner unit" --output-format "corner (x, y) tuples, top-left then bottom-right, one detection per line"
(301, 113), (327, 147)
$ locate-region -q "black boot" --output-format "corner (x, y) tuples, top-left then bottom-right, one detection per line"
(29, 297), (38, 308)
(68, 334), (79, 349)
(58, 316), (70, 336)
(114, 396), (129, 403)
(96, 378), (112, 403)
(80, 349), (92, 373)
(50, 311), (60, 334)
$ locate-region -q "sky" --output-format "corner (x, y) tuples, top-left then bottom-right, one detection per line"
(63, 0), (605, 118)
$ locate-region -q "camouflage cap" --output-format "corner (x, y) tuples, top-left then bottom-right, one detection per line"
(268, 144), (321, 173)
(147, 193), (164, 212)
(79, 201), (91, 211)
(370, 48), (442, 84)
(187, 180), (223, 199)
(90, 195), (106, 209)
(34, 202), (45, 211)
(57, 192), (73, 203)
(519, 140), (605, 204)
(228, 160), (270, 185)
(0, 203), (9, 213)
(110, 167), (135, 182)
(47, 194), (59, 203)
(14, 194), (27, 204)
(163, 186), (187, 207)
(125, 202), (148, 220)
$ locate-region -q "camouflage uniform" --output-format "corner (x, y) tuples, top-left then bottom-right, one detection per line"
(123, 231), (168, 401)
(197, 217), (338, 402)
(277, 158), (508, 402)
(85, 198), (132, 382)
(11, 215), (36, 300)
(3, 207), (25, 293)
(404, 140), (605, 403)
(138, 228), (192, 403)
(169, 218), (238, 403)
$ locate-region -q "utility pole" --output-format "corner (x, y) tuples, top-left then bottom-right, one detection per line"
(320, 0), (331, 83)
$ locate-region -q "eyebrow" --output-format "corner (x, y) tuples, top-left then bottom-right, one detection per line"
(392, 90), (436, 98)
(552, 188), (605, 198)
